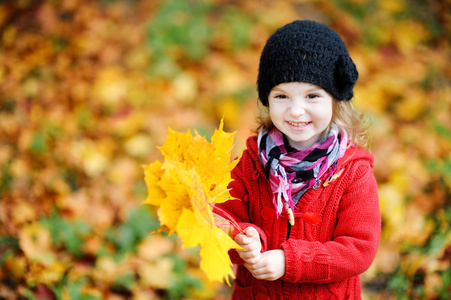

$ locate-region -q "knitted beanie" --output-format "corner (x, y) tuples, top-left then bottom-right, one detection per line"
(257, 20), (358, 106)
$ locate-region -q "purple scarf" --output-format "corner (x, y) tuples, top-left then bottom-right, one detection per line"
(258, 123), (347, 217)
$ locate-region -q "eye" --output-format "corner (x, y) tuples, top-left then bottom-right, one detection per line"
(275, 94), (288, 99)
(307, 94), (319, 99)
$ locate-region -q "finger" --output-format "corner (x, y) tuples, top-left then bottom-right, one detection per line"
(238, 249), (260, 261)
(236, 239), (260, 254)
(236, 241), (253, 252)
(253, 273), (277, 281)
(234, 233), (246, 244)
(247, 266), (270, 280)
(244, 240), (260, 252)
(241, 253), (261, 264)
(235, 233), (256, 246)
(246, 265), (277, 281)
(247, 261), (283, 281)
(244, 227), (259, 238)
(244, 261), (263, 271)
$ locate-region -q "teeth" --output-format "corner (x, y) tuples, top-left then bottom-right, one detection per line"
(289, 122), (308, 127)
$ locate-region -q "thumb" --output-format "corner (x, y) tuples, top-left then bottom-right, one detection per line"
(244, 226), (259, 239)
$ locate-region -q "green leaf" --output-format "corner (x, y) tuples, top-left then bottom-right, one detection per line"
(127, 206), (160, 239)
(40, 210), (92, 257)
(30, 131), (47, 154)
(113, 273), (135, 291)
(388, 270), (410, 299)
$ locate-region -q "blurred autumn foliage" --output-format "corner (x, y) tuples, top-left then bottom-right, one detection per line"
(0, 0), (450, 299)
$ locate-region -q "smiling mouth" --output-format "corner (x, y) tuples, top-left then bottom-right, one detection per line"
(288, 121), (309, 127)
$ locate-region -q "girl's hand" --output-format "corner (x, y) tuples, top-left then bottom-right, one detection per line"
(234, 227), (262, 264)
(244, 249), (286, 281)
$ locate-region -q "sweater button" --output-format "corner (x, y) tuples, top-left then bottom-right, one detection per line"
(252, 170), (260, 180)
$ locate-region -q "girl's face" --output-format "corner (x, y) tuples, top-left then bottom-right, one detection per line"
(268, 82), (333, 149)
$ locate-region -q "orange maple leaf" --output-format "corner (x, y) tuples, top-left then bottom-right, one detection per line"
(142, 119), (242, 283)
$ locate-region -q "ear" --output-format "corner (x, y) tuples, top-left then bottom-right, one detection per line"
(334, 55), (359, 100)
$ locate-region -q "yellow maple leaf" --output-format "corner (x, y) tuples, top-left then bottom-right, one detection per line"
(143, 160), (165, 206)
(142, 119), (242, 283)
(177, 208), (239, 285)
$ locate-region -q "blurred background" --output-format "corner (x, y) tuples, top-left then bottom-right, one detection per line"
(0, 0), (450, 299)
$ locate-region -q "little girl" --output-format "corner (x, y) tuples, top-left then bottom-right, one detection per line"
(215, 20), (381, 299)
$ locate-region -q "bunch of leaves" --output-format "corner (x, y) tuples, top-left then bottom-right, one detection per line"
(143, 119), (242, 284)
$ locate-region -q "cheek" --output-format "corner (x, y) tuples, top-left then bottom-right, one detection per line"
(269, 110), (284, 127)
(325, 109), (333, 123)
(268, 107), (276, 121)
(319, 102), (333, 124)
(268, 104), (285, 119)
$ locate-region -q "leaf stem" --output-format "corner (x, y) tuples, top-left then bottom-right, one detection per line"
(211, 205), (244, 234)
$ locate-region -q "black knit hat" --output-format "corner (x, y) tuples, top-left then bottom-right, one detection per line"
(257, 20), (358, 106)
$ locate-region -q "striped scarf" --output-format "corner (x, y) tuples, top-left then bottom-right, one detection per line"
(258, 123), (347, 217)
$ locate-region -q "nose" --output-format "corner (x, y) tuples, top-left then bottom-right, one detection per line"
(289, 99), (305, 117)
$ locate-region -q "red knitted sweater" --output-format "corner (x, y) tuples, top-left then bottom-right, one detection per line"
(216, 136), (381, 300)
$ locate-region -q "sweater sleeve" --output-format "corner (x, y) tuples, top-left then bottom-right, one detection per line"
(214, 154), (268, 265)
(281, 161), (381, 284)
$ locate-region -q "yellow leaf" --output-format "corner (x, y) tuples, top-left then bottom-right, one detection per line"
(124, 133), (154, 157)
(392, 20), (428, 54)
(173, 72), (198, 103)
(92, 66), (128, 107)
(12, 200), (36, 224)
(181, 169), (214, 226)
(401, 252), (426, 277)
(4, 255), (27, 278)
(72, 138), (115, 177)
(187, 267), (223, 299)
(142, 119), (242, 283)
(215, 64), (248, 95)
(27, 260), (67, 286)
(139, 258), (175, 289)
(112, 111), (146, 138)
(159, 127), (194, 161)
(137, 235), (173, 261)
(209, 119), (241, 203)
(378, 184), (406, 243)
(376, 0), (406, 14)
(176, 207), (240, 284)
(91, 256), (131, 286)
(156, 160), (192, 233)
(394, 89), (427, 121)
(217, 97), (240, 126)
(19, 223), (55, 265)
(142, 160), (165, 206)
